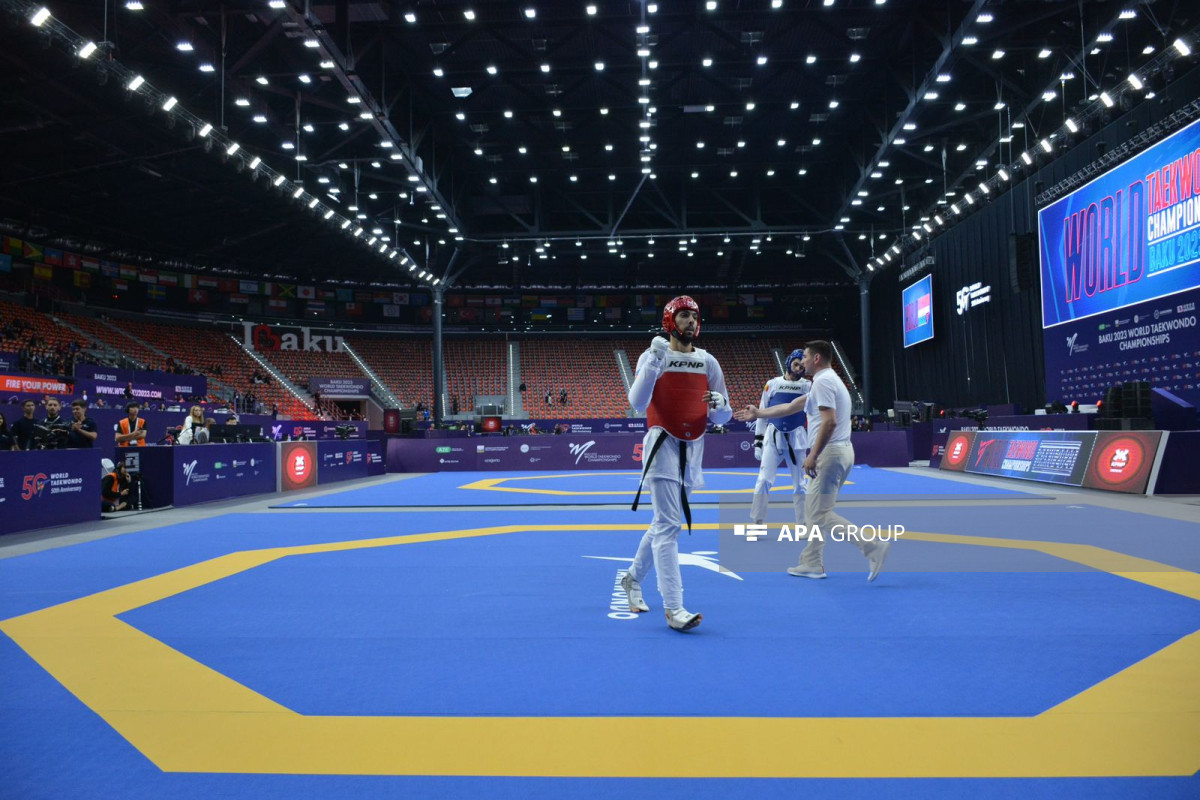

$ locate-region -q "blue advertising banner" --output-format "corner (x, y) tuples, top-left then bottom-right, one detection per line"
(0, 351), (18, 371)
(0, 449), (101, 535)
(902, 274), (934, 348)
(1039, 116), (1200, 328)
(316, 440), (369, 484)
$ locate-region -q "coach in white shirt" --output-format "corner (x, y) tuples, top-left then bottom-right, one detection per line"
(735, 339), (891, 581)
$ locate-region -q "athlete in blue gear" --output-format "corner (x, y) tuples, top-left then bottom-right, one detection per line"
(749, 349), (812, 526)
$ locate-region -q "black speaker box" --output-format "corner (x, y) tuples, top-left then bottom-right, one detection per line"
(1009, 232), (1037, 292)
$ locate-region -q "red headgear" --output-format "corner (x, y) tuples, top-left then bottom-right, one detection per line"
(662, 295), (700, 340)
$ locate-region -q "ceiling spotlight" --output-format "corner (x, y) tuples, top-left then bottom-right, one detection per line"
(998, 168), (1010, 181)
(705, 1), (717, 10)
(1128, 74), (1144, 90)
(806, 54), (817, 64)
(1174, 38), (1192, 56)
(199, 63), (216, 73)
(463, 9), (476, 20)
(954, 101), (966, 111)
(126, 75), (145, 91)
(524, 7), (537, 19)
(849, 53), (861, 63)
(303, 38), (319, 48)
(1040, 138), (1053, 153)
(1097, 32), (1114, 44)
(1065, 118), (1078, 133)
(77, 41), (98, 59)
(586, 4), (597, 15)
(936, 73), (951, 83)
(31, 6), (51, 25)
(756, 55), (768, 66)
(486, 65), (498, 75)
(991, 49), (1005, 60)
(1100, 91), (1114, 107)
(594, 61), (605, 71)
(161, 96), (178, 111)
(176, 41), (194, 52)
(1020, 151), (1033, 165)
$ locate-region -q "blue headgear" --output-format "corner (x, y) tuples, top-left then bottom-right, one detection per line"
(785, 349), (805, 378)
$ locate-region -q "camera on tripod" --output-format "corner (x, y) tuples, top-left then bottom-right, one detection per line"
(30, 421), (71, 450)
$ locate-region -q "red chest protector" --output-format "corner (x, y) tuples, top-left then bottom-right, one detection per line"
(647, 351), (709, 440)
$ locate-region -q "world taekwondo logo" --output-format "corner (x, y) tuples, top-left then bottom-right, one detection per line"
(182, 460), (200, 485)
(568, 440), (596, 464)
(956, 282), (992, 315)
(1066, 333), (1088, 355)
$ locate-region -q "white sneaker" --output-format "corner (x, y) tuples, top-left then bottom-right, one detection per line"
(786, 565), (827, 579)
(620, 572), (650, 612)
(867, 541), (893, 582)
(665, 607), (702, 631)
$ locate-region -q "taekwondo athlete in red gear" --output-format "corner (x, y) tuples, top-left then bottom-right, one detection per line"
(620, 296), (731, 631)
(750, 349), (812, 526)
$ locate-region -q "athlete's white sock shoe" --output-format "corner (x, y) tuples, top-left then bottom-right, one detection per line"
(786, 565), (827, 579)
(620, 572), (650, 612)
(665, 607), (702, 631)
(867, 541), (893, 582)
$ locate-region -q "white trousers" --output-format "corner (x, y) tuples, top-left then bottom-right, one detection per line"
(797, 442), (880, 569)
(629, 477), (684, 610)
(751, 426), (808, 524)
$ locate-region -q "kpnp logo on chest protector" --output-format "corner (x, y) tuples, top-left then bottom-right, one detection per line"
(648, 349), (710, 439)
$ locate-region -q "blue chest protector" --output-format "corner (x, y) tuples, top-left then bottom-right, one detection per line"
(766, 379), (809, 433)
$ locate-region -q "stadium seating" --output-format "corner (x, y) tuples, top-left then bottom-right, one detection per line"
(0, 299), (85, 355)
(444, 340), (506, 413)
(520, 338), (635, 419)
(54, 311), (163, 370)
(343, 336), (433, 409)
(118, 318), (315, 419)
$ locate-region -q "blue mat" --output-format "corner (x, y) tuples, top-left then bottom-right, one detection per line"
(271, 466), (1042, 508)
(3, 508), (1198, 799)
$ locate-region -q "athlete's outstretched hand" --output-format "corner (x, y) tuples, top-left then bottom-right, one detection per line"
(734, 404), (759, 422)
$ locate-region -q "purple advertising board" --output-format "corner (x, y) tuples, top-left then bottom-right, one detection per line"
(415, 418), (650, 434)
(366, 440), (385, 476)
(75, 364), (208, 398)
(317, 440), (370, 484)
(0, 351), (18, 371)
(387, 431), (908, 472)
(0, 448), (101, 535)
(274, 420), (367, 440)
(118, 442), (277, 507)
(309, 376), (371, 396)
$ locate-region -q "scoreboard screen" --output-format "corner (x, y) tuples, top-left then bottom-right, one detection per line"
(941, 430), (1164, 494)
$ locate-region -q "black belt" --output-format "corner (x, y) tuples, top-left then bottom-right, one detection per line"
(631, 430), (693, 533)
(774, 427), (798, 465)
